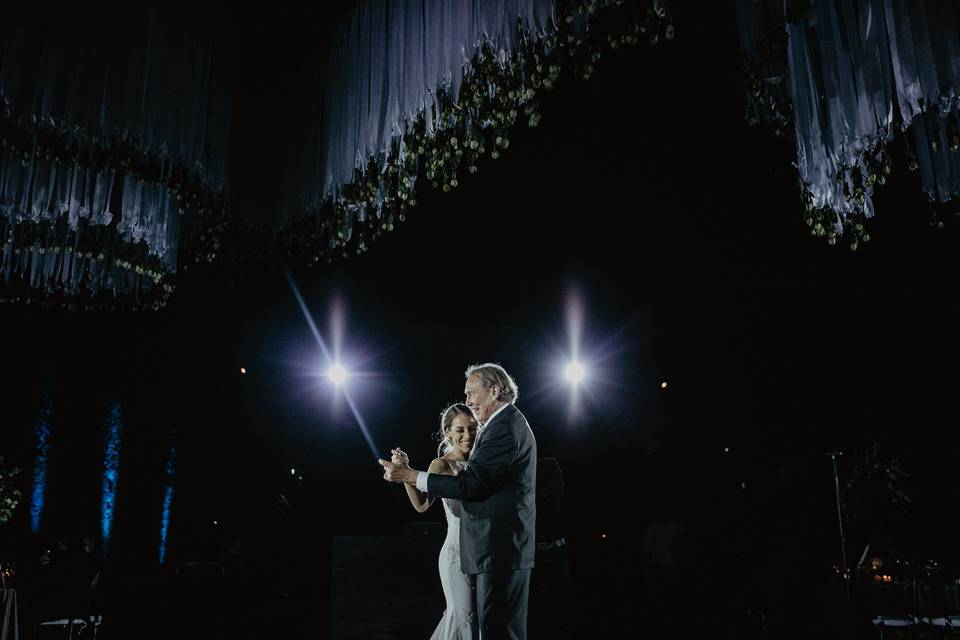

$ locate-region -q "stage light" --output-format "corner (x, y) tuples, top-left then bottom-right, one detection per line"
(327, 363), (349, 385)
(290, 468), (296, 475)
(213, 520), (219, 526)
(284, 268), (381, 460)
(240, 367), (246, 374)
(564, 361), (585, 384)
(661, 381), (668, 389)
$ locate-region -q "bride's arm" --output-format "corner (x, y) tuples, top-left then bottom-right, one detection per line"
(404, 458), (451, 513)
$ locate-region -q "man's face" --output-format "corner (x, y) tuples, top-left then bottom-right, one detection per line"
(464, 374), (498, 422)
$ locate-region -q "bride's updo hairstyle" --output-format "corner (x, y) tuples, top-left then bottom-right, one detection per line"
(435, 403), (477, 456)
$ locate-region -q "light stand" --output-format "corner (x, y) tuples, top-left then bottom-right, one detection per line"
(827, 451), (851, 607)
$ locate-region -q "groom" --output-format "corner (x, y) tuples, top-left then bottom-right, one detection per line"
(379, 362), (537, 640)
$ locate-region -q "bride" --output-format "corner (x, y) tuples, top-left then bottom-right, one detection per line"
(392, 403), (480, 640)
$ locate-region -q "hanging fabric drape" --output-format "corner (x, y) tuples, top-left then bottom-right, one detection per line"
(738, 0), (960, 247)
(282, 0), (672, 263)
(0, 0), (235, 309)
(316, 0), (557, 204)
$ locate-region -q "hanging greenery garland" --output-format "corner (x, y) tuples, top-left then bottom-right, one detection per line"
(0, 456), (21, 525)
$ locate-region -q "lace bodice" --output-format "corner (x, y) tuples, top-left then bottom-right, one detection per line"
(441, 459), (467, 522)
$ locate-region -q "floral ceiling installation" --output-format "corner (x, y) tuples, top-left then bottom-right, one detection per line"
(0, 0), (235, 310)
(738, 0), (960, 249)
(0, 0), (673, 310)
(281, 0), (673, 265)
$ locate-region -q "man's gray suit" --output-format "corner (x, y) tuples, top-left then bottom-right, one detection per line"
(427, 402), (537, 639)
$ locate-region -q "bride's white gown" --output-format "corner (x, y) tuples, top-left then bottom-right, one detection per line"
(430, 460), (479, 640)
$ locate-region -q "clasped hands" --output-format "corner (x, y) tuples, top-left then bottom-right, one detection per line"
(378, 447), (418, 484)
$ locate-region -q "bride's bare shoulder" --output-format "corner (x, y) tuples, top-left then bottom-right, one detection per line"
(428, 457), (455, 475)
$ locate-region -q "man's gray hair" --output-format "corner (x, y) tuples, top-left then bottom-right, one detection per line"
(465, 363), (519, 404)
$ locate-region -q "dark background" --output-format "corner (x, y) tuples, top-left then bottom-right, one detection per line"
(2, 1), (959, 637)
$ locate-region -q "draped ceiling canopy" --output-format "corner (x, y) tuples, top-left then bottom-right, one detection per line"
(279, 0), (671, 264)
(738, 0), (960, 249)
(0, 0), (671, 309)
(8, 0), (960, 311)
(0, 0), (235, 310)
(65, 0), (960, 308)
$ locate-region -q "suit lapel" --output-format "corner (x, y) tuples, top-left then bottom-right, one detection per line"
(474, 403), (513, 451)
(473, 424), (486, 451)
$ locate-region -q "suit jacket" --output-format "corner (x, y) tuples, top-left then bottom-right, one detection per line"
(427, 402), (537, 574)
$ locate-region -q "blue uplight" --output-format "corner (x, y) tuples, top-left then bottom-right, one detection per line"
(30, 388), (54, 534)
(159, 433), (175, 565)
(101, 401), (123, 558)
